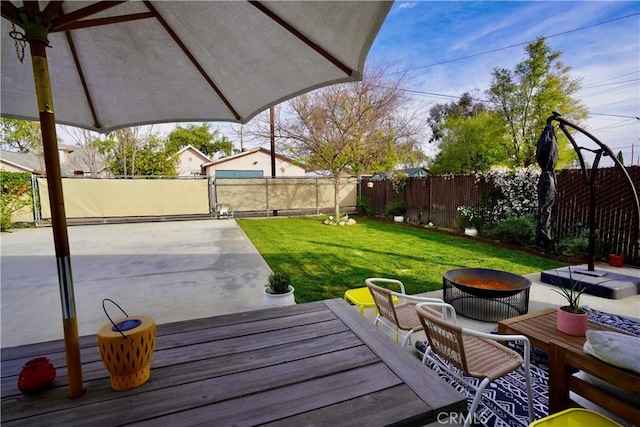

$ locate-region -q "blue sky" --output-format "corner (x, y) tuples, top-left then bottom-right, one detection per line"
(367, 1), (640, 166)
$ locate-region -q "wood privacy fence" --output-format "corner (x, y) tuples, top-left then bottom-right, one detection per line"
(361, 166), (640, 266)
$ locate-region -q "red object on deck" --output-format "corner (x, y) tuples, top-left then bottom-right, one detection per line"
(17, 357), (56, 394)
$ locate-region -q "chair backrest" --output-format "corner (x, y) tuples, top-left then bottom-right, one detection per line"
(415, 303), (469, 373)
(366, 280), (401, 327)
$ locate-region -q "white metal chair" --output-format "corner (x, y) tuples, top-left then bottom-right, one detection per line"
(415, 301), (534, 427)
(365, 278), (442, 348)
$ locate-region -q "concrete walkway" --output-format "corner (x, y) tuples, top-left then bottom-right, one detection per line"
(1, 219), (271, 348)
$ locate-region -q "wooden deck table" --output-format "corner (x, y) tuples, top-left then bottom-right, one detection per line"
(1, 299), (465, 426)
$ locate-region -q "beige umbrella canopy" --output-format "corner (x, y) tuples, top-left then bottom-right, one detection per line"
(2, 1), (391, 130)
(1, 0), (392, 398)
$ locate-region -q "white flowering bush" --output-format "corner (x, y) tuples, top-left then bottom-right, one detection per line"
(478, 166), (540, 222)
(454, 206), (484, 230)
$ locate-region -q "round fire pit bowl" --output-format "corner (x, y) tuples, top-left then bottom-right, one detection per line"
(443, 268), (531, 322)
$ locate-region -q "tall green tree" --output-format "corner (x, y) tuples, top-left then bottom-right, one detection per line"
(487, 38), (586, 167)
(430, 112), (509, 174)
(105, 127), (176, 176)
(133, 135), (178, 176)
(427, 92), (487, 143)
(165, 124), (234, 158)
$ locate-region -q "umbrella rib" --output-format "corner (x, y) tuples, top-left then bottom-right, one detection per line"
(248, 0), (354, 78)
(0, 2), (20, 23)
(52, 12), (155, 32)
(51, 1), (126, 30)
(143, 1), (241, 121)
(64, 30), (101, 129)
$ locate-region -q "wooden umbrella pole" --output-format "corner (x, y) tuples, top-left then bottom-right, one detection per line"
(27, 34), (84, 399)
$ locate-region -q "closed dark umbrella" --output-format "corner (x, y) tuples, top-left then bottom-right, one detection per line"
(535, 125), (558, 249)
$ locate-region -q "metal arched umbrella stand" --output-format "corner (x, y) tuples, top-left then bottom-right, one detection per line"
(541, 112), (640, 273)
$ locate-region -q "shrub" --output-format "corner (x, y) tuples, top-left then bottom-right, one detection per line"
(387, 201), (406, 216)
(483, 214), (536, 246)
(357, 195), (372, 215)
(553, 226), (609, 260)
(555, 234), (589, 257)
(0, 171), (32, 231)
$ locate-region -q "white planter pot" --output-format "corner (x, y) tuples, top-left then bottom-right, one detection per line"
(464, 227), (478, 237)
(263, 286), (296, 308)
(393, 215), (404, 223)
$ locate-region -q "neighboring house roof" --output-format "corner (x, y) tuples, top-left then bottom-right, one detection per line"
(0, 156), (35, 173)
(0, 148), (108, 176)
(172, 144), (211, 161)
(63, 149), (109, 176)
(202, 147), (299, 168)
(0, 150), (42, 173)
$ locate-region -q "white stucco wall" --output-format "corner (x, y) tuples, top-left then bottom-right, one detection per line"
(176, 148), (210, 177)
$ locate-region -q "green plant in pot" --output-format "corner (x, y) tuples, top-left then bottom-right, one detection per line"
(387, 201), (406, 222)
(264, 272), (296, 307)
(551, 268), (598, 336)
(454, 206), (483, 235)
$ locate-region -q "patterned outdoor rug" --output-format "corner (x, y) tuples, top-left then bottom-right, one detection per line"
(414, 307), (640, 427)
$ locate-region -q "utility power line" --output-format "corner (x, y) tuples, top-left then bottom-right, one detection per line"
(393, 12), (639, 73)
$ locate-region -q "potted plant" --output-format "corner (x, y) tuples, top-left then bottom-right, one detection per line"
(264, 272), (296, 307)
(551, 269), (594, 336)
(387, 202), (406, 223)
(454, 206), (483, 236)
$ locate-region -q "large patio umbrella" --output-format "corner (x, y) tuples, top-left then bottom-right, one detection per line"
(0, 0), (393, 398)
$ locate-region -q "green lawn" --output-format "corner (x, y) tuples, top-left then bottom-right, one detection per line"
(237, 216), (564, 304)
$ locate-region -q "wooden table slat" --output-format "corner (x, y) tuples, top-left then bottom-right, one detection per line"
(126, 363), (403, 427)
(251, 385), (430, 427)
